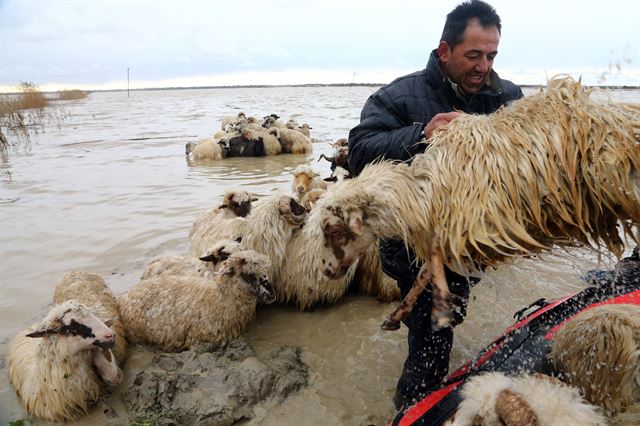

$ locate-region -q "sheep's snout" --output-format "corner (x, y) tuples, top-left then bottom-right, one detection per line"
(322, 260), (350, 279)
(257, 277), (276, 304)
(92, 332), (116, 349)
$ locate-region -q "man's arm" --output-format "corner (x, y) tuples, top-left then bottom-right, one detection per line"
(348, 90), (425, 176)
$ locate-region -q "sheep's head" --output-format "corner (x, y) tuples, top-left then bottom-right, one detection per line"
(199, 239), (244, 265)
(292, 165), (318, 196)
(26, 300), (116, 354)
(278, 195), (308, 227)
(218, 190), (257, 218)
(185, 141), (197, 156)
(319, 206), (375, 279)
(219, 251), (276, 304)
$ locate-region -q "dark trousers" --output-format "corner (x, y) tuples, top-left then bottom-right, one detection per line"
(378, 238), (473, 405)
(395, 272), (470, 402)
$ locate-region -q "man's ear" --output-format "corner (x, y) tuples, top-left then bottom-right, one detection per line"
(348, 208), (364, 235)
(437, 40), (451, 64)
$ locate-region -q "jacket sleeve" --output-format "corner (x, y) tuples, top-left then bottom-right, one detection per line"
(348, 89), (425, 176)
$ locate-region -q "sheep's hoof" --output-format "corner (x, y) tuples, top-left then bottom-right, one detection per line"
(431, 311), (453, 331)
(381, 317), (401, 331)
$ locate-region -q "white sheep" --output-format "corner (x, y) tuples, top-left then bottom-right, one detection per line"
(550, 303), (640, 418)
(189, 192), (308, 283)
(291, 164), (327, 198)
(261, 114), (287, 130)
(448, 372), (607, 425)
(141, 240), (244, 280)
(297, 123), (312, 137)
(277, 127), (313, 154)
(52, 270), (127, 365)
(119, 241), (276, 352)
(8, 300), (121, 422)
(185, 136), (225, 160)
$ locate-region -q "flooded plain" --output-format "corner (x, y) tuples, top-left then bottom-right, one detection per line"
(1, 85), (638, 425)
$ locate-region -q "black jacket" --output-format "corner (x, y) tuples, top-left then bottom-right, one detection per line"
(348, 49), (523, 283)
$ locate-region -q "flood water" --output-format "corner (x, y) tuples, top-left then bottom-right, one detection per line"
(1, 85), (638, 425)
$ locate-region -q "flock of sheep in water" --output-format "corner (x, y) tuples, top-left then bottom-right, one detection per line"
(7, 78), (640, 424)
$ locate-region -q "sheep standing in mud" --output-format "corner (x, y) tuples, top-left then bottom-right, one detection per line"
(120, 241), (275, 352)
(307, 77), (640, 330)
(8, 300), (121, 422)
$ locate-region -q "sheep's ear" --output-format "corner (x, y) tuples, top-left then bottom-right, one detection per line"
(218, 203), (228, 210)
(104, 319), (114, 328)
(348, 209), (364, 235)
(200, 249), (231, 264)
(250, 197), (258, 202)
(26, 327), (57, 338)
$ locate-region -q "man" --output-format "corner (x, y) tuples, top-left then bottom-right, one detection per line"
(347, 0), (524, 410)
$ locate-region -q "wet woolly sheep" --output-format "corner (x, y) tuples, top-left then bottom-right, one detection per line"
(8, 300), (121, 422)
(119, 241), (276, 352)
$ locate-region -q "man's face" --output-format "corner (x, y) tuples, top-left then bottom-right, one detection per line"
(438, 19), (500, 96)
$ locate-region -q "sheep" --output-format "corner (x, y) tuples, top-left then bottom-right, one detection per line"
(291, 164), (327, 198)
(239, 126), (282, 156)
(119, 241), (276, 352)
(189, 192), (308, 283)
(447, 372), (607, 425)
(297, 123), (312, 137)
(261, 114), (287, 130)
(306, 76), (640, 330)
(220, 111), (246, 130)
(318, 142), (350, 174)
(8, 300), (121, 422)
(300, 187), (326, 210)
(276, 223), (358, 310)
(141, 240), (244, 280)
(352, 241), (401, 303)
(52, 270), (127, 365)
(185, 136), (225, 160)
(549, 303), (640, 418)
(277, 127), (313, 154)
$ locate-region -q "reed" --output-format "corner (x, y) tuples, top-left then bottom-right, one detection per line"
(57, 89), (88, 101)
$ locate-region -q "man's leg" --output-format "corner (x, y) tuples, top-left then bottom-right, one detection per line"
(393, 269), (471, 410)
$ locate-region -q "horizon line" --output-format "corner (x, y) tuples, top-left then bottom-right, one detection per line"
(2, 81), (638, 95)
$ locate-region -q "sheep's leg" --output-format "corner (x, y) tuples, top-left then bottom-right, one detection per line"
(380, 265), (430, 331)
(429, 245), (453, 330)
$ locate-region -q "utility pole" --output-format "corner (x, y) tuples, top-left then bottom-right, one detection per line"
(127, 67), (130, 97)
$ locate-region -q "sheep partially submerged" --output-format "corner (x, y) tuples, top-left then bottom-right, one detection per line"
(8, 300), (121, 422)
(550, 303), (640, 418)
(119, 241), (275, 352)
(307, 77), (640, 330)
(447, 372), (606, 425)
(186, 136), (225, 160)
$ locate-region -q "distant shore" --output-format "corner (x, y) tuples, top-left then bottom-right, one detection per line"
(1, 82), (637, 96)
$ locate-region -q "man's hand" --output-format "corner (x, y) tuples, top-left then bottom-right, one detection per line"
(423, 111), (461, 140)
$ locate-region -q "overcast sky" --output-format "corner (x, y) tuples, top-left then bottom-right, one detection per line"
(1, 0), (639, 91)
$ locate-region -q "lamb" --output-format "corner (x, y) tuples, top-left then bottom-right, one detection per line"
(291, 164), (327, 198)
(52, 270), (127, 365)
(8, 300), (121, 422)
(119, 242), (276, 352)
(549, 303), (640, 418)
(185, 136), (225, 160)
(446, 372), (607, 425)
(189, 192), (308, 283)
(306, 76), (640, 330)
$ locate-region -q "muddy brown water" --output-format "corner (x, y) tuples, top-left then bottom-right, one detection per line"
(1, 86), (638, 425)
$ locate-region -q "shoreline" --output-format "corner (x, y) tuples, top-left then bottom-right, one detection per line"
(2, 82), (638, 96)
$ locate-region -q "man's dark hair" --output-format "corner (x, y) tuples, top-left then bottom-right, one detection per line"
(440, 0), (501, 48)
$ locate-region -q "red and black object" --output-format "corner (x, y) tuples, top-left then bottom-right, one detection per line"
(391, 260), (640, 426)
